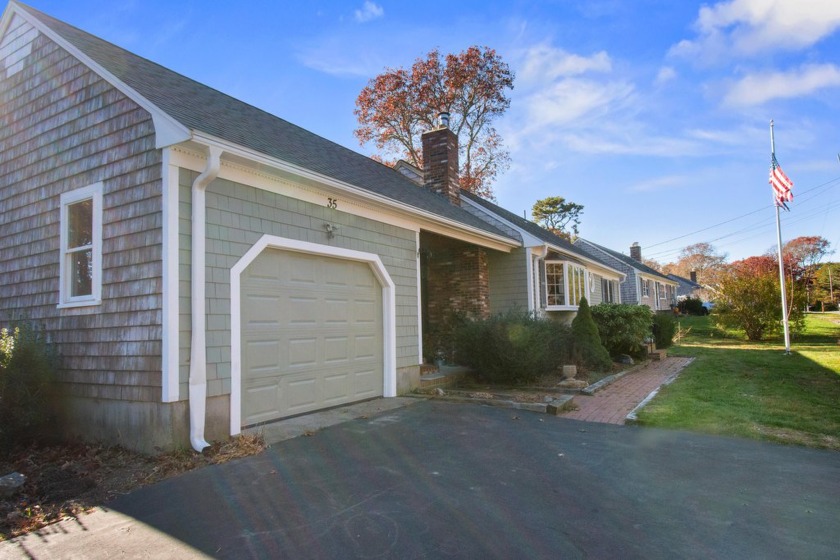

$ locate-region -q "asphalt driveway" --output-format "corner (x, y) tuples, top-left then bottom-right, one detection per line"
(3, 400), (839, 559)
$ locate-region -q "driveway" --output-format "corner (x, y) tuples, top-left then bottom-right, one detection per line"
(3, 400), (839, 559)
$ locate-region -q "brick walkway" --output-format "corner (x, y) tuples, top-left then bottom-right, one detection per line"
(561, 356), (693, 424)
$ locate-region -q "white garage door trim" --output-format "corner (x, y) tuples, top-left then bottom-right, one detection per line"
(229, 234), (397, 435)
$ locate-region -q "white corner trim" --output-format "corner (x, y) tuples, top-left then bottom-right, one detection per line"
(229, 235), (398, 436)
(415, 230), (423, 364)
(160, 149), (180, 402)
(11, 3), (191, 149)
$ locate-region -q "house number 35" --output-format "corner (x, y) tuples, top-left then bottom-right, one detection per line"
(327, 198), (338, 209)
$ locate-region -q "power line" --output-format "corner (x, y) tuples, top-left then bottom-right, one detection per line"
(644, 175), (840, 252)
(644, 175), (840, 261)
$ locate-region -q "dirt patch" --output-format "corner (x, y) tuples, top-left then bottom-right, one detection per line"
(0, 435), (265, 541)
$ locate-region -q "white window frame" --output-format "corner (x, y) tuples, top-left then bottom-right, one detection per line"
(641, 278), (650, 298)
(544, 260), (588, 310)
(58, 183), (103, 308)
(602, 278), (618, 303)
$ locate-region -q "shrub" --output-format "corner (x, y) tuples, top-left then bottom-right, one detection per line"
(652, 312), (676, 349)
(0, 323), (62, 453)
(570, 298), (612, 371)
(453, 310), (571, 384)
(590, 303), (653, 358)
(678, 296), (706, 316)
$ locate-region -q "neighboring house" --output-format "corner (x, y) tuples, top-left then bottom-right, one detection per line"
(574, 240), (678, 311)
(460, 191), (626, 320)
(667, 272), (703, 300)
(0, 3), (533, 452)
(395, 164), (626, 323)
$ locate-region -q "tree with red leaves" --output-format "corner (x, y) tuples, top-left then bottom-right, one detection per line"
(354, 46), (514, 200)
(779, 236), (832, 309)
(714, 255), (803, 341)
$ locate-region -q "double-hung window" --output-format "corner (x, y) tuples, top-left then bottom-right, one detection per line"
(602, 278), (617, 303)
(59, 183), (102, 307)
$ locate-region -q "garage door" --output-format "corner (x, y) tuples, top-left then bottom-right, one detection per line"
(240, 249), (383, 426)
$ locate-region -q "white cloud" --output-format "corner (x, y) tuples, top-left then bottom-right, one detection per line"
(354, 1), (384, 23)
(628, 175), (690, 193)
(724, 63), (840, 106)
(518, 44), (611, 86)
(655, 66), (676, 85)
(525, 78), (634, 128)
(671, 0), (840, 59)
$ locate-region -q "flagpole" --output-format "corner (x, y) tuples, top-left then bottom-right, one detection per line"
(770, 120), (791, 354)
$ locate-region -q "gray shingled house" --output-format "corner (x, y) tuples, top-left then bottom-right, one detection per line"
(573, 240), (678, 311)
(393, 163), (626, 320)
(1, 2), (537, 452)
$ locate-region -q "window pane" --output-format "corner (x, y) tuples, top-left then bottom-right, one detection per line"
(546, 263), (565, 306)
(68, 199), (93, 249)
(70, 249), (93, 297)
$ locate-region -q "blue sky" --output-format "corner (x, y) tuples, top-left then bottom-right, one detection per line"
(23, 0), (840, 263)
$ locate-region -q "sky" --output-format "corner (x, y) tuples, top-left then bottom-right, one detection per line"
(17, 0), (840, 264)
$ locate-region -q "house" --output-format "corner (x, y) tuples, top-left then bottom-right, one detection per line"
(394, 164), (626, 324)
(667, 272), (703, 300)
(1, 2), (534, 452)
(573, 240), (678, 311)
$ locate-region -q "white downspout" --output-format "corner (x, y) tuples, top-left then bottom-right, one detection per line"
(189, 145), (222, 452)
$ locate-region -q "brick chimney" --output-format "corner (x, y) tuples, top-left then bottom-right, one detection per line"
(630, 242), (642, 262)
(421, 112), (460, 206)
(690, 270), (697, 283)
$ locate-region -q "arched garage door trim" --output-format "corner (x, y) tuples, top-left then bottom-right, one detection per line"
(230, 234), (397, 435)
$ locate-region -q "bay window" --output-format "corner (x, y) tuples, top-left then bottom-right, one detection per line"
(544, 261), (588, 308)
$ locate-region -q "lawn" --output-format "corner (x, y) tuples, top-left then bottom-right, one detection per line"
(636, 313), (840, 450)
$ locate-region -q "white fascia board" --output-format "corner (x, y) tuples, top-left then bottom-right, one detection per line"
(12, 3), (191, 149)
(189, 133), (519, 253)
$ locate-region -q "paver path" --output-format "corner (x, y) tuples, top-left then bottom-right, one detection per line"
(562, 356), (693, 424)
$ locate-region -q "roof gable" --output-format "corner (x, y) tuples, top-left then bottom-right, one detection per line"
(6, 2), (516, 243)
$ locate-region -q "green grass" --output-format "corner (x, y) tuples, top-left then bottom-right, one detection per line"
(636, 313), (840, 450)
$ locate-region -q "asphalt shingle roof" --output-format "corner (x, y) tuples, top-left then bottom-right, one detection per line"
(575, 239), (675, 283)
(460, 190), (616, 267)
(17, 3), (515, 242)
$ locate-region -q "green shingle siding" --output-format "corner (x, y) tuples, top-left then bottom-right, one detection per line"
(177, 173), (419, 399)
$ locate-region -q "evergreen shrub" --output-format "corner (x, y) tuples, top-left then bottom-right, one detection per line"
(652, 312), (677, 349)
(590, 303), (653, 358)
(454, 310), (571, 384)
(0, 323), (61, 453)
(570, 298), (612, 371)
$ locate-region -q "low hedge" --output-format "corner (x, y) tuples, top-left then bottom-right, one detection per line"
(454, 310), (571, 384)
(590, 303), (653, 358)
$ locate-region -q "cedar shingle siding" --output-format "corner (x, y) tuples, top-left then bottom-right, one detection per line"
(0, 24), (163, 402)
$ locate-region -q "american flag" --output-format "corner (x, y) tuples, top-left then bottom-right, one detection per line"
(769, 154), (793, 209)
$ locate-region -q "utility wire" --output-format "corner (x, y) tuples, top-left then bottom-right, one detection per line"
(644, 175), (840, 260)
(644, 175), (840, 252)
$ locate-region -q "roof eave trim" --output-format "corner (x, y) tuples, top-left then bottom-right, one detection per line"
(12, 2), (191, 149)
(190, 133), (520, 250)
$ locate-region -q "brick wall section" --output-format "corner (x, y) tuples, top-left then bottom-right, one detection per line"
(0, 22), (163, 402)
(421, 127), (460, 206)
(421, 233), (490, 357)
